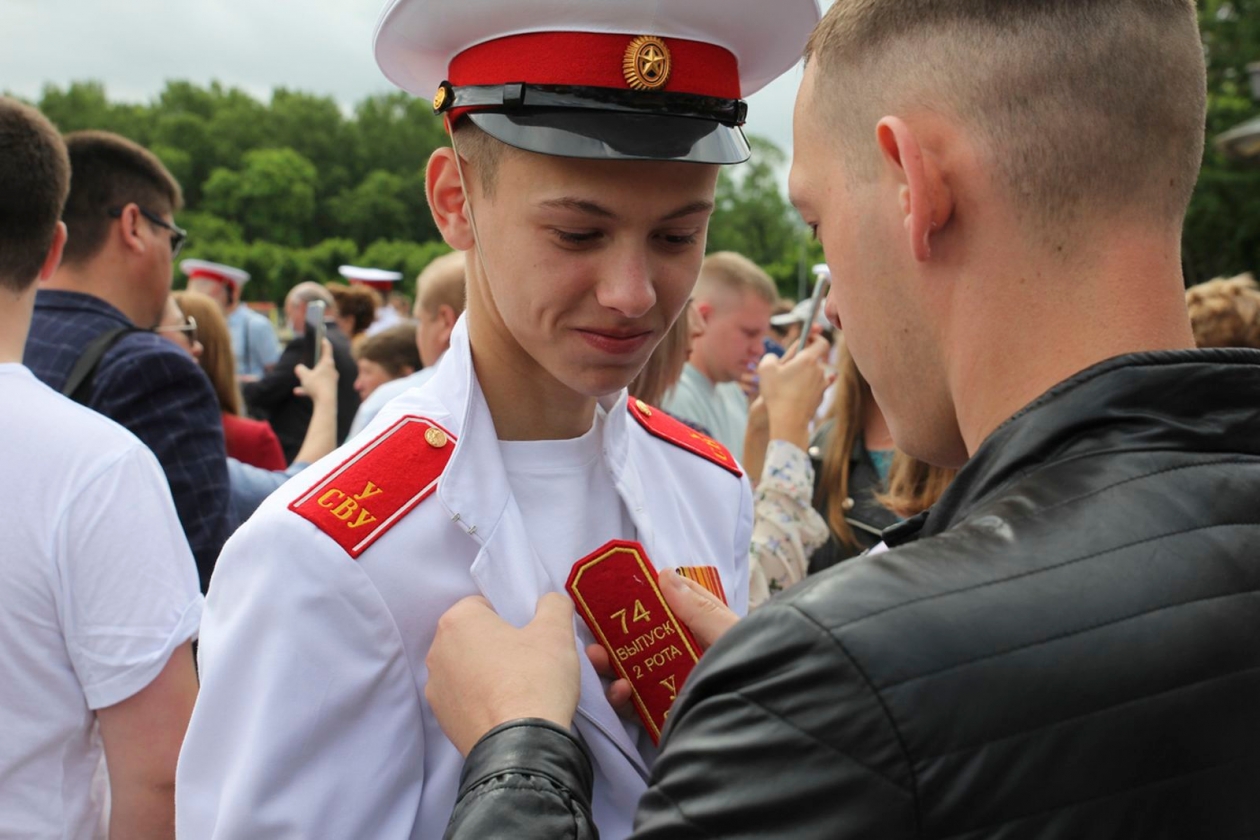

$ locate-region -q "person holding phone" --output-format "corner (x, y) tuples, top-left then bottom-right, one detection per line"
(241, 282), (359, 464)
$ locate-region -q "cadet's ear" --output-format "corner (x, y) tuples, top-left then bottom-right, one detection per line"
(426, 147), (476, 252)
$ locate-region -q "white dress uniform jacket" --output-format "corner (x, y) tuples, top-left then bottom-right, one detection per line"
(176, 318), (752, 840)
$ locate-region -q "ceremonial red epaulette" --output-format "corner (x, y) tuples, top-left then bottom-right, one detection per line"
(289, 415), (456, 558)
(627, 399), (742, 478)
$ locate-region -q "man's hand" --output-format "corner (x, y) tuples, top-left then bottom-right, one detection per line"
(425, 593), (581, 756)
(293, 338), (337, 404)
(587, 569), (740, 714)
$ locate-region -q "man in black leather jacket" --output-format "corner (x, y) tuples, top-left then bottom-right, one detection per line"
(422, 1), (1260, 837)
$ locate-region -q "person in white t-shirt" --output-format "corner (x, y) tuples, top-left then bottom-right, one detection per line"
(348, 251), (466, 436)
(0, 96), (202, 840)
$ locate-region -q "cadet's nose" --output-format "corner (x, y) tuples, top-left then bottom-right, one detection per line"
(596, 249), (656, 319)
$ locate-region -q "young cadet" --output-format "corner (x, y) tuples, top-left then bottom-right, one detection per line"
(175, 2), (820, 838)
(182, 258), (281, 381)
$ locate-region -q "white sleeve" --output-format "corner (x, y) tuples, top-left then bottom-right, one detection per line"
(57, 443), (202, 710)
(175, 512), (425, 839)
(729, 468), (754, 617)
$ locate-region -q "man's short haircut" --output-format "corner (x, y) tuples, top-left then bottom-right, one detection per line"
(415, 251), (468, 317)
(451, 120), (507, 199)
(804, 0), (1206, 237)
(1186, 274), (1260, 350)
(358, 323), (423, 377)
(59, 130), (184, 266)
(287, 281), (335, 310)
(0, 98), (70, 293)
(693, 252), (779, 310)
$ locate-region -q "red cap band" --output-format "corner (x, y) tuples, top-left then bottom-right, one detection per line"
(450, 32), (740, 99)
(187, 269), (235, 286)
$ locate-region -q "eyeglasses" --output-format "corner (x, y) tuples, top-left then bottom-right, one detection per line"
(155, 315), (198, 345)
(107, 205), (188, 258)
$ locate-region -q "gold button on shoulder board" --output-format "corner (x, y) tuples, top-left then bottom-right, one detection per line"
(634, 399), (653, 417)
(623, 35), (672, 91)
(424, 427), (449, 448)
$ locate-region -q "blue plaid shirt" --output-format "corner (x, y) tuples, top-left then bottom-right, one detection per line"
(25, 290), (230, 591)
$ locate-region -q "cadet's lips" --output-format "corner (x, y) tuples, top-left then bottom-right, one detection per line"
(575, 328), (652, 355)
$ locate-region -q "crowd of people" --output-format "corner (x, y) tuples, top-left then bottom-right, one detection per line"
(2, 0), (1260, 837)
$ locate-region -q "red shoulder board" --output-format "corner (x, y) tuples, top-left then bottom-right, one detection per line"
(289, 415), (455, 558)
(628, 399), (742, 477)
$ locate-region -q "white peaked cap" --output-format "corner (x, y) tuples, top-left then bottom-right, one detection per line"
(373, 0), (821, 103)
(180, 259), (250, 288)
(338, 265), (404, 283)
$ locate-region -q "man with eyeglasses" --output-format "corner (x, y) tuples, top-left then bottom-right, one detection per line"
(24, 129), (231, 593)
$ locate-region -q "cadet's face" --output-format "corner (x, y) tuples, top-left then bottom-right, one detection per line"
(472, 152), (719, 398)
(188, 278), (230, 310)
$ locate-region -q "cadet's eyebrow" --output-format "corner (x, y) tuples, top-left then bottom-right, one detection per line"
(538, 198), (715, 222)
(660, 200), (715, 221)
(540, 197), (617, 218)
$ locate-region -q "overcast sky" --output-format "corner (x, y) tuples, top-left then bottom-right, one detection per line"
(2, 0), (818, 183)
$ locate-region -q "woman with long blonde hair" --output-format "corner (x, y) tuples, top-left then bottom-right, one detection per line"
(809, 338), (956, 571)
(174, 291), (287, 470)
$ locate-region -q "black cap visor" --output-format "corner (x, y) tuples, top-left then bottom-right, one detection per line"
(468, 109), (750, 164)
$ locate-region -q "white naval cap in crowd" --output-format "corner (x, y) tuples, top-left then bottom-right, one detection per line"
(180, 259), (250, 289)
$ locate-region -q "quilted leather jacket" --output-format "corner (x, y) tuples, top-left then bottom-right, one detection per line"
(444, 350), (1260, 839)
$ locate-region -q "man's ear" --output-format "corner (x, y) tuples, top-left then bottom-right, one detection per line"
(696, 300), (716, 323)
(115, 203), (148, 256)
(426, 147), (476, 252)
(876, 117), (953, 263)
(38, 221), (68, 281)
(438, 303), (459, 330)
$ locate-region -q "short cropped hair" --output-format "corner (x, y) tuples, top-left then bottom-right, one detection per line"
(1186, 274), (1260, 350)
(0, 98), (70, 292)
(358, 323), (423, 378)
(60, 131), (184, 265)
(416, 251), (467, 317)
(804, 0), (1206, 237)
(693, 252), (778, 309)
(287, 281), (335, 309)
(451, 120), (507, 199)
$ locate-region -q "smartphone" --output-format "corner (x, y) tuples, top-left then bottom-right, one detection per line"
(304, 300), (327, 368)
(799, 267), (831, 353)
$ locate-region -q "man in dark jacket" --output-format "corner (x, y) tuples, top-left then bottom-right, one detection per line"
(421, 0), (1260, 837)
(242, 282), (359, 463)
(24, 130), (230, 592)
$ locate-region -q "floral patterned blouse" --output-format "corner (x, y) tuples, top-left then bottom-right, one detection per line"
(748, 439), (831, 608)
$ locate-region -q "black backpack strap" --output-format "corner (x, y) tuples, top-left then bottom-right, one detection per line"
(62, 326), (142, 405)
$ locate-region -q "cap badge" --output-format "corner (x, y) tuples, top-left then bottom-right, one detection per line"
(432, 81), (453, 114)
(623, 35), (672, 91)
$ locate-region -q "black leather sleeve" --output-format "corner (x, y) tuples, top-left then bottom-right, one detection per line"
(631, 601), (918, 839)
(445, 602), (918, 840)
(444, 720), (599, 840)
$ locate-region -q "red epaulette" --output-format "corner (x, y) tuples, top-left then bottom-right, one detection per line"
(628, 398), (742, 478)
(289, 415), (456, 558)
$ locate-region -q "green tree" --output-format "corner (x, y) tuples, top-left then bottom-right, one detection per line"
(706, 135), (812, 296)
(1185, 0), (1260, 283)
(202, 148), (319, 247)
(328, 170), (416, 247)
